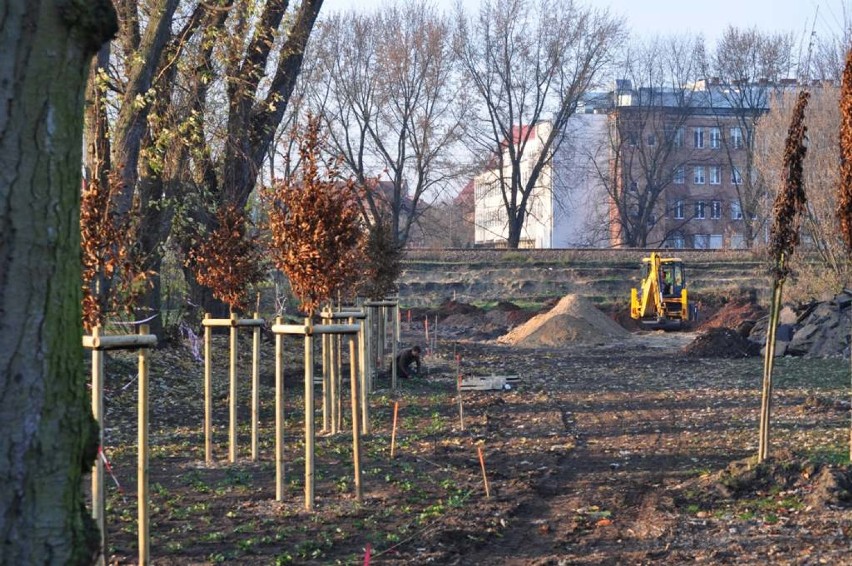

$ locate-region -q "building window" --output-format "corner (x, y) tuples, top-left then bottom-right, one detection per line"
(710, 127), (721, 149)
(669, 234), (685, 249)
(693, 166), (705, 185)
(695, 200), (706, 219)
(674, 166), (685, 184)
(709, 234), (724, 249)
(731, 201), (743, 220)
(673, 200), (684, 219)
(731, 166), (742, 185)
(674, 127), (685, 148)
(647, 133), (656, 146)
(693, 128), (704, 148)
(694, 234), (710, 249)
(730, 127), (743, 149)
(711, 200), (722, 219)
(647, 213), (656, 227)
(709, 165), (721, 185)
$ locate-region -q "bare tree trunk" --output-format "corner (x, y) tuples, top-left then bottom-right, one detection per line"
(0, 2), (116, 563)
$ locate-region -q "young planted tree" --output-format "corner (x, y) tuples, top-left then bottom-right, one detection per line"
(264, 117), (366, 315)
(758, 90), (809, 463)
(80, 170), (150, 332)
(837, 47), (852, 462)
(0, 1), (117, 561)
(186, 204), (267, 314)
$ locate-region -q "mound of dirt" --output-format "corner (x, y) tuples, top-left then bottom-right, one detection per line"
(700, 454), (852, 509)
(698, 297), (767, 333)
(439, 299), (482, 317)
(497, 294), (630, 348)
(683, 327), (760, 358)
(485, 302), (535, 328)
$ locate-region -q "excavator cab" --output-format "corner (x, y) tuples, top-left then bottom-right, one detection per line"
(631, 252), (692, 329)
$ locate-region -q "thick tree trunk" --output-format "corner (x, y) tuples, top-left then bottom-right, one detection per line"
(0, 2), (116, 563)
(507, 214), (523, 249)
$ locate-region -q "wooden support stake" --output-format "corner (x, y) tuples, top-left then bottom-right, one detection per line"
(275, 318), (285, 501)
(204, 314), (212, 463)
(251, 312), (260, 461)
(377, 307), (384, 388)
(322, 328), (329, 433)
(477, 446), (490, 499)
(357, 317), (369, 435)
(391, 307), (398, 391)
(365, 309), (374, 394)
(456, 355), (465, 431)
(349, 335), (363, 502)
(90, 326), (106, 564)
(390, 401), (399, 459)
(433, 315), (438, 354)
(394, 302), (400, 364)
(304, 318), (315, 510)
(336, 334), (343, 432)
(138, 325), (151, 564)
(330, 332), (339, 434)
(229, 313), (238, 463)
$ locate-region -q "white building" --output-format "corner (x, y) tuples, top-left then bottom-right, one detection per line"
(473, 114), (609, 248)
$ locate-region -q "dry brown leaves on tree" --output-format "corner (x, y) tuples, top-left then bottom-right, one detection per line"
(80, 172), (149, 331)
(769, 89), (809, 279)
(186, 204), (267, 314)
(263, 116), (366, 315)
(838, 48), (852, 251)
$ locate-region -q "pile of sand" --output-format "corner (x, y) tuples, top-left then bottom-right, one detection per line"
(497, 294), (630, 348)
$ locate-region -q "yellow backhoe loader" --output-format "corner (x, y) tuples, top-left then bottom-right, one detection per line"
(630, 252), (693, 329)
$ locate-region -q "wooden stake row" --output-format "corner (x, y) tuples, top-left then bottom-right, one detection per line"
(85, 325), (157, 566)
(271, 318), (363, 510)
(202, 313), (264, 464)
(364, 300), (400, 391)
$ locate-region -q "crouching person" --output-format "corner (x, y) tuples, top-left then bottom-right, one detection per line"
(395, 345), (422, 379)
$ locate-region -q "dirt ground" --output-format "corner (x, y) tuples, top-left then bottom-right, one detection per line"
(98, 297), (851, 565)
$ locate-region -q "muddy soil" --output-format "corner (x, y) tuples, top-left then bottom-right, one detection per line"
(98, 301), (850, 565)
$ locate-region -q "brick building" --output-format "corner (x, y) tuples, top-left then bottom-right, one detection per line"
(608, 80), (771, 249)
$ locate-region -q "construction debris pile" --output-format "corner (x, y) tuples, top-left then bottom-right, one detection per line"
(747, 290), (852, 358)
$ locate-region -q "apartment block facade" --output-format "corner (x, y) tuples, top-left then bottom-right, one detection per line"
(609, 81), (769, 249)
(470, 80), (777, 249)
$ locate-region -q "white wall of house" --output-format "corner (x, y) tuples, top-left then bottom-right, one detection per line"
(551, 114), (609, 247)
(473, 115), (609, 248)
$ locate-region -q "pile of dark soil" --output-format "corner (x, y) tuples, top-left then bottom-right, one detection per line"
(683, 327), (760, 358)
(688, 453), (852, 510)
(483, 301), (535, 328)
(698, 297), (767, 334)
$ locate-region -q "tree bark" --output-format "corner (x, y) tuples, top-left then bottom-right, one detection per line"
(0, 2), (116, 563)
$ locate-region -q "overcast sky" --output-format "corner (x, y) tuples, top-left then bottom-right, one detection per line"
(319, 0), (848, 47)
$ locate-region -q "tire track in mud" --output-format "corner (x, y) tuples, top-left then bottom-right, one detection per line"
(459, 359), (690, 565)
(552, 387), (683, 563)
